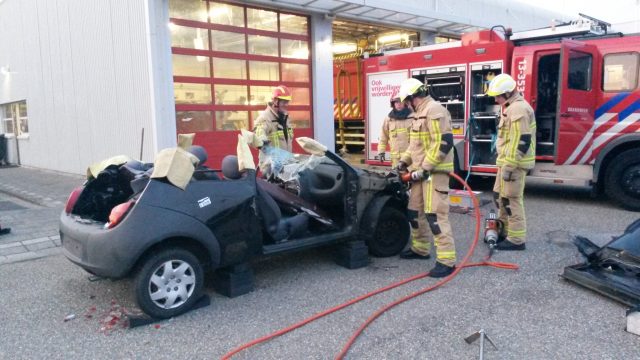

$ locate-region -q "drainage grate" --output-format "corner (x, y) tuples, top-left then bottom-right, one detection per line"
(0, 200), (27, 211)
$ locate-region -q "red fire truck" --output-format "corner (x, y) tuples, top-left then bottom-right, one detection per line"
(363, 17), (640, 211)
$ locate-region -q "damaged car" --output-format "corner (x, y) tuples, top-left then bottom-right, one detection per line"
(60, 137), (410, 318)
(563, 219), (640, 306)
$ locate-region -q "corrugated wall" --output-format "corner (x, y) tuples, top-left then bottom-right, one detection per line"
(0, 0), (158, 174)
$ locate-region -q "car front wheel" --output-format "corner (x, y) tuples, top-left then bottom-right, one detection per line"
(134, 248), (204, 319)
(367, 206), (410, 257)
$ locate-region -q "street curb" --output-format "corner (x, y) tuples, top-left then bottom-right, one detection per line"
(0, 234), (62, 265)
(0, 185), (49, 207)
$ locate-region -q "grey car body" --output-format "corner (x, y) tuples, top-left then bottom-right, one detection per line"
(60, 150), (409, 280)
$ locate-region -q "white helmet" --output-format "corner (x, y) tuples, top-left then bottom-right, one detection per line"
(398, 78), (426, 102)
(486, 73), (516, 97)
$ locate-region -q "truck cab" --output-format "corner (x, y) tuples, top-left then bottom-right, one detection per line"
(514, 35), (640, 210)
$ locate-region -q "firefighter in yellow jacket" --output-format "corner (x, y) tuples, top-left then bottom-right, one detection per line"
(487, 74), (536, 250)
(377, 89), (412, 167)
(254, 85), (295, 176)
(379, 88), (430, 257)
(397, 78), (456, 278)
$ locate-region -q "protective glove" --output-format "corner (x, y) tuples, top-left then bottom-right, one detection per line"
(378, 152), (386, 162)
(395, 161), (408, 172)
(501, 167), (514, 181)
(410, 170), (429, 181)
(258, 139), (271, 150)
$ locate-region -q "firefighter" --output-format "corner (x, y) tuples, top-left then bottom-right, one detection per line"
(486, 73), (536, 250)
(377, 88), (412, 167)
(396, 78), (456, 278)
(379, 88), (430, 258)
(254, 85), (295, 176)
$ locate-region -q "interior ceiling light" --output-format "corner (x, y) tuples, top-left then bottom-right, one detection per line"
(378, 33), (405, 44)
(209, 6), (229, 18)
(332, 43), (357, 54)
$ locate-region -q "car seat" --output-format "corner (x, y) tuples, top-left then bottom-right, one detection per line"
(221, 155), (309, 242)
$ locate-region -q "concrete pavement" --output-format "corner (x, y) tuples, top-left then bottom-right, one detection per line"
(0, 173), (639, 359)
(0, 166), (84, 264)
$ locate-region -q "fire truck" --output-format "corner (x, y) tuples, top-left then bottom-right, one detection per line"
(363, 16), (640, 211)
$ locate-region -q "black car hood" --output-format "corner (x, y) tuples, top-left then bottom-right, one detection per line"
(562, 219), (640, 306)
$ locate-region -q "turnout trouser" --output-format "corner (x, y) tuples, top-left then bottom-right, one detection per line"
(493, 168), (527, 245)
(407, 180), (431, 256)
(409, 172), (456, 266)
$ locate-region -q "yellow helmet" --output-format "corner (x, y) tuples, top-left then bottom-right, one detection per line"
(486, 73), (516, 97)
(398, 78), (426, 102)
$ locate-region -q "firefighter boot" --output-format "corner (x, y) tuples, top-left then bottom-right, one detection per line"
(428, 262), (455, 278)
(400, 248), (431, 260)
(496, 239), (526, 251)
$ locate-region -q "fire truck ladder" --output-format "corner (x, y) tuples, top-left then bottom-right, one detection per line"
(334, 61), (364, 155)
(509, 13), (611, 43)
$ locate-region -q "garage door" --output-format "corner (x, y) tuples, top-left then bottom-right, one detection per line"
(169, 0), (313, 167)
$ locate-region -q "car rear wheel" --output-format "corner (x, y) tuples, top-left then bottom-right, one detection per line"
(367, 206), (410, 257)
(134, 248), (204, 319)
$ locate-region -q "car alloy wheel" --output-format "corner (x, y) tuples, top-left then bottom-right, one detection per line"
(148, 260), (196, 309)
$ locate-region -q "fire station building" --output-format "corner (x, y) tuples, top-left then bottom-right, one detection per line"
(0, 0), (561, 173)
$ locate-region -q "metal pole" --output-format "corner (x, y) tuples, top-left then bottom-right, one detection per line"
(479, 330), (485, 360)
(336, 69), (347, 154)
(139, 128), (145, 161)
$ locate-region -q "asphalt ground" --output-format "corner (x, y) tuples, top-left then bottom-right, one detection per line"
(1, 179), (639, 359)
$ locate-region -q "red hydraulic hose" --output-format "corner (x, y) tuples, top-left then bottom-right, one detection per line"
(335, 172), (517, 359)
(221, 172), (517, 360)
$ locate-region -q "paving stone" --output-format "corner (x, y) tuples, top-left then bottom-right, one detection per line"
(0, 245), (28, 256)
(3, 251), (45, 264)
(25, 240), (55, 252)
(34, 247), (61, 257)
(0, 241), (24, 249)
(22, 237), (52, 245)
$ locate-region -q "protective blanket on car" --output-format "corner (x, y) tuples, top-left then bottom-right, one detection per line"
(177, 133), (195, 150)
(296, 137), (328, 156)
(87, 155), (133, 180)
(150, 147), (199, 190)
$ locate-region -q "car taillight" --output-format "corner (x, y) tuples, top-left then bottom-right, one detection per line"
(106, 200), (135, 229)
(65, 187), (84, 214)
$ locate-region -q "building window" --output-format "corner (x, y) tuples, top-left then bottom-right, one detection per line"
(568, 50), (592, 91)
(1, 101), (29, 137)
(169, 1), (312, 132)
(603, 52), (639, 92)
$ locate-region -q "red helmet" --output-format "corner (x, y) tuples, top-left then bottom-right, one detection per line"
(272, 85), (292, 103)
(390, 88), (401, 107)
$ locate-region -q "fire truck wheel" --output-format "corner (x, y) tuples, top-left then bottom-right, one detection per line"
(605, 148), (640, 212)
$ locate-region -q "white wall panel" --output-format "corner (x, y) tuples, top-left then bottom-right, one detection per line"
(0, 0), (159, 174)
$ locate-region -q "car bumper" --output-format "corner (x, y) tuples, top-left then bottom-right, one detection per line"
(60, 213), (136, 278)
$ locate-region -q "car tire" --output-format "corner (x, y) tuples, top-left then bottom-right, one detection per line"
(604, 148), (640, 212)
(367, 206), (410, 257)
(134, 248), (204, 319)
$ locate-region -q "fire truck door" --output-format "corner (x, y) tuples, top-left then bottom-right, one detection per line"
(557, 40), (600, 165)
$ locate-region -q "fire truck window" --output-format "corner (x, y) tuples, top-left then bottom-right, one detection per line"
(567, 51), (592, 91)
(603, 52), (640, 92)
